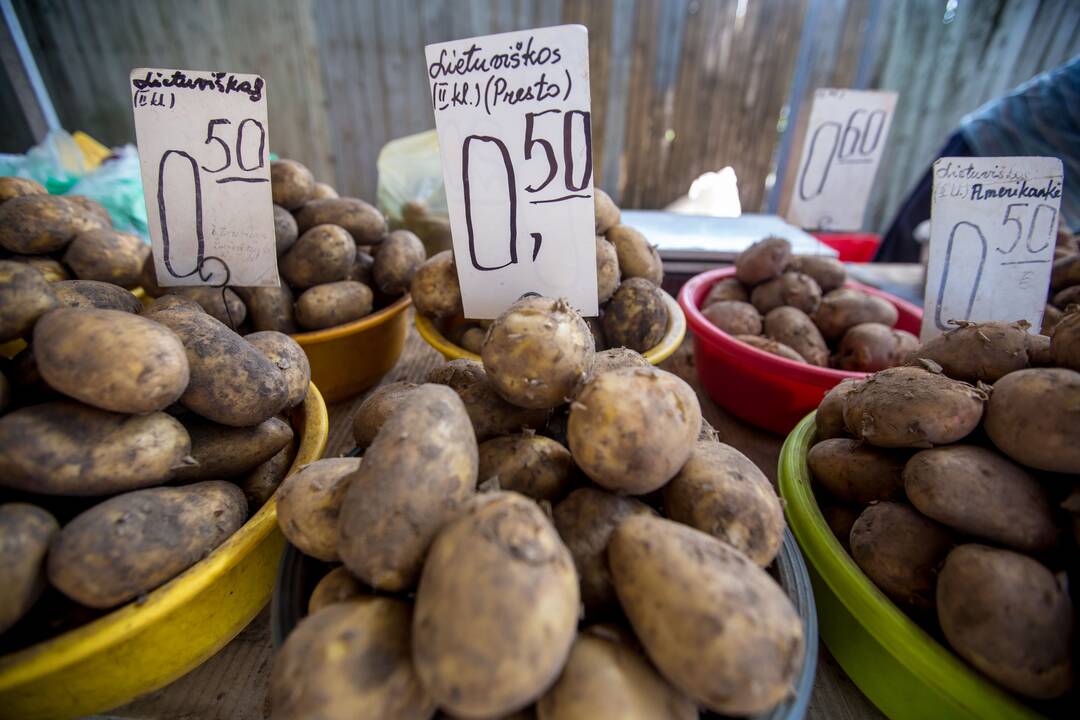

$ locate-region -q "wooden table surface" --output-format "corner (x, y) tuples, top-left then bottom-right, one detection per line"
(97, 311), (887, 720)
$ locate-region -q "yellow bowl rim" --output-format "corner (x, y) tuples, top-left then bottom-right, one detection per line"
(291, 294), (412, 345)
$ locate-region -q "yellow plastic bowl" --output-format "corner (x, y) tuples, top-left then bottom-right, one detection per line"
(0, 384), (329, 720)
(415, 290), (687, 365)
(292, 295), (412, 403)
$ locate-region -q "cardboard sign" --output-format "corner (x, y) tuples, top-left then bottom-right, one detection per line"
(922, 157), (1064, 340)
(788, 88), (897, 231)
(130, 68), (278, 287)
(426, 25), (598, 318)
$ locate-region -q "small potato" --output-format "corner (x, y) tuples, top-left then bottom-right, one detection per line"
(307, 566), (364, 614)
(0, 194), (105, 254)
(62, 228), (148, 288)
(273, 204), (299, 254)
(172, 416), (293, 483)
(735, 334), (805, 362)
(410, 250), (462, 319)
(594, 188), (620, 234)
(0, 176), (46, 203)
(478, 434), (575, 502)
(602, 278), (669, 352)
(703, 278), (749, 307)
(47, 481), (246, 608)
(54, 279), (141, 313)
(1042, 304), (1063, 336)
(1026, 332), (1052, 366)
(787, 255), (846, 292)
(904, 445), (1057, 553)
(735, 236), (791, 286)
(808, 438), (906, 503)
(427, 360), (548, 441)
(140, 293), (203, 318)
(837, 322), (918, 372)
(412, 492), (579, 718)
(232, 284), (298, 333)
(0, 503), (59, 633)
(906, 320), (1030, 382)
(568, 366), (701, 494)
(281, 224), (357, 289)
(373, 229), (426, 295)
(1050, 253), (1080, 290)
(238, 436), (296, 509)
(459, 325), (485, 354)
(171, 286), (248, 327)
(0, 261), (60, 342)
(984, 367), (1080, 473)
(8, 254), (70, 282)
(295, 197), (387, 245)
(610, 515), (803, 716)
(702, 299), (761, 335)
(348, 250), (374, 285)
(277, 457), (361, 562)
(1050, 308), (1080, 371)
(815, 378), (861, 439)
(606, 224), (662, 285)
(750, 271), (822, 315)
(664, 440), (784, 566)
(849, 502), (952, 609)
(295, 281), (374, 331)
(311, 182), (338, 200)
(245, 331), (310, 408)
(270, 159), (315, 210)
(595, 235), (620, 303)
(937, 545), (1074, 699)
(351, 381), (417, 449)
(813, 288), (898, 341)
(764, 306), (829, 366)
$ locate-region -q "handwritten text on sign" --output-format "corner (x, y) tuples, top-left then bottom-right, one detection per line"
(130, 68), (278, 287)
(922, 157), (1064, 341)
(788, 89), (897, 232)
(426, 26), (598, 318)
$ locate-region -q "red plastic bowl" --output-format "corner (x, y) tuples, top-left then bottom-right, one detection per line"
(678, 267), (923, 434)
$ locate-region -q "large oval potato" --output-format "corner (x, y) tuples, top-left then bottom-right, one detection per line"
(281, 224), (357, 289)
(815, 378), (860, 440)
(750, 271), (822, 315)
(595, 235), (621, 303)
(233, 285), (298, 334)
(764, 306), (829, 366)
(787, 255), (846, 292)
(984, 367), (1080, 473)
(373, 229), (426, 295)
(277, 457), (360, 562)
(338, 384), (477, 590)
(702, 299), (761, 336)
(295, 281), (374, 331)
(478, 434), (575, 502)
(602, 278), (669, 352)
(412, 492), (579, 718)
(53, 279), (141, 313)
(610, 514), (803, 716)
(62, 228), (148, 288)
(813, 288), (898, 341)
(837, 322), (918, 372)
(427, 360), (548, 441)
(0, 503), (59, 633)
(172, 415), (293, 483)
(0, 260), (59, 342)
(34, 307), (189, 414)
(808, 438), (906, 504)
(295, 197), (387, 245)
(0, 194), (105, 254)
(735, 236), (791, 286)
(351, 382), (418, 449)
(606, 224), (662, 285)
(47, 481), (247, 608)
(307, 566), (364, 614)
(410, 250), (462, 319)
(273, 203), (299, 254)
(270, 159), (315, 210)
(0, 401), (191, 495)
(594, 188), (620, 234)
(244, 331), (310, 408)
(906, 320), (1030, 382)
(0, 176), (46, 203)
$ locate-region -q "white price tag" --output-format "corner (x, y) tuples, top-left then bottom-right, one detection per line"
(922, 157), (1064, 340)
(788, 88), (897, 231)
(130, 68), (278, 287)
(426, 26), (598, 318)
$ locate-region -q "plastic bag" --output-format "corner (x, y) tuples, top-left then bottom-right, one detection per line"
(63, 145), (148, 238)
(376, 129), (452, 255)
(0, 129), (89, 194)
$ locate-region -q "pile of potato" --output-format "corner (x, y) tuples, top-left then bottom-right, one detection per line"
(1043, 228), (1080, 334)
(271, 293), (805, 719)
(702, 236), (917, 371)
(0, 179), (310, 648)
(809, 311), (1079, 702)
(411, 189), (672, 356)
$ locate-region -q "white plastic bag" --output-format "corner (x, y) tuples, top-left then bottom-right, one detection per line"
(376, 130), (452, 255)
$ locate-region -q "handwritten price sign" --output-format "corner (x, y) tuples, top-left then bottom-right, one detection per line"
(130, 67), (278, 287)
(922, 156), (1064, 340)
(426, 25), (598, 318)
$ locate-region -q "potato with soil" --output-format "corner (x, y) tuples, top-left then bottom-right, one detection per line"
(984, 367), (1080, 473)
(373, 229), (426, 295)
(348, 250), (374, 285)
(411, 250), (462, 320)
(307, 567), (365, 614)
(594, 188), (620, 234)
(664, 440), (784, 566)
(808, 438), (906, 504)
(271, 597), (436, 720)
(295, 197), (387, 245)
(750, 271), (822, 315)
(735, 236), (791, 286)
(0, 504), (59, 634)
(787, 255), (846, 292)
(295, 281), (374, 331)
(458, 326), (485, 354)
(245, 331), (310, 408)
(906, 320), (1030, 382)
(702, 299), (761, 336)
(595, 235), (621, 303)
(764, 306), (829, 366)
(172, 416), (293, 483)
(602, 278), (669, 353)
(311, 181), (338, 200)
(815, 378), (860, 440)
(937, 545), (1074, 699)
(9, 254), (69, 282)
(1052, 285), (1080, 308)
(53, 279), (141, 313)
(270, 159), (315, 210)
(232, 285), (298, 334)
(568, 366), (700, 494)
(140, 293), (203, 318)
(606, 224), (662, 285)
(0, 194), (105, 254)
(610, 515), (803, 716)
(277, 457), (361, 562)
(427, 360), (548, 441)
(412, 492), (579, 718)
(62, 228), (148, 288)
(281, 224), (357, 289)
(1, 261), (60, 342)
(813, 288), (898, 341)
(836, 323), (918, 372)
(47, 481), (246, 608)
(702, 277), (749, 306)
(1051, 253), (1080, 291)
(338, 384), (477, 591)
(171, 286), (248, 327)
(584, 347), (650, 381)
(736, 334), (805, 362)
(352, 382), (417, 448)
(34, 307), (189, 414)
(273, 203), (299, 255)
(849, 502), (952, 609)
(0, 176), (46, 203)
(239, 437), (296, 509)
(1050, 308), (1080, 371)
(478, 434), (575, 502)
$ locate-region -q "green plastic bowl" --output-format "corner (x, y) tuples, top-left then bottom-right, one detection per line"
(778, 413), (1046, 720)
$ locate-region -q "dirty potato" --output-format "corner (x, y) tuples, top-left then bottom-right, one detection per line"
(8, 254), (69, 282)
(307, 566), (365, 614)
(0, 503), (59, 633)
(764, 306), (829, 366)
(277, 457), (361, 562)
(0, 194), (105, 254)
(295, 281), (374, 331)
(274, 203), (299, 254)
(351, 381), (418, 449)
(606, 224), (662, 285)
(836, 323), (918, 372)
(906, 320), (1030, 382)
(735, 236), (791, 286)
(702, 299), (762, 336)
(478, 434), (575, 502)
(373, 229), (426, 295)
(427, 360), (548, 441)
(172, 415), (293, 483)
(232, 285), (298, 334)
(1050, 308), (1080, 371)
(244, 331), (310, 408)
(984, 367), (1080, 473)
(140, 293), (203, 318)
(602, 278), (669, 353)
(736, 334), (806, 362)
(171, 286), (248, 327)
(594, 188), (620, 234)
(0, 176), (46, 203)
(595, 235), (621, 303)
(787, 255), (846, 292)
(238, 436), (297, 509)
(62, 228), (148, 287)
(270, 159), (315, 210)
(808, 438), (906, 503)
(281, 224), (357, 289)
(410, 250), (462, 319)
(750, 271), (822, 315)
(702, 277), (749, 306)
(295, 197), (387, 245)
(53, 279), (141, 313)
(813, 288), (898, 341)
(815, 378), (860, 440)
(0, 261), (60, 342)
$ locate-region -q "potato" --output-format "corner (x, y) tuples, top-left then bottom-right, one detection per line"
(295, 197), (387, 245)
(820, 499), (860, 550)
(702, 299), (761, 335)
(904, 445), (1056, 553)
(351, 381), (418, 449)
(244, 331), (310, 408)
(271, 598), (436, 720)
(172, 415), (293, 483)
(610, 515), (803, 715)
(307, 566), (365, 614)
(702, 277), (749, 306)
(232, 284), (298, 333)
(813, 288), (898, 341)
(348, 250), (374, 286)
(373, 229), (426, 295)
(594, 188), (620, 234)
(478, 434), (574, 502)
(808, 438), (906, 503)
(735, 334), (805, 362)
(8, 254), (70, 282)
(568, 366), (700, 494)
(664, 440), (784, 566)
(1052, 284), (1080, 308)
(411, 250), (462, 319)
(153, 308), (289, 426)
(602, 278), (669, 353)
(984, 367), (1080, 473)
(906, 320), (1029, 382)
(65, 195), (111, 225)
(412, 492), (578, 718)
(586, 347), (649, 380)
(273, 203), (300, 255)
(459, 326), (485, 354)
(0, 194), (105, 254)
(537, 630), (697, 720)
(295, 281), (373, 331)
(281, 224), (357, 289)
(595, 235), (620, 303)
(238, 436), (296, 509)
(606, 224), (662, 285)
(277, 457), (360, 561)
(750, 271), (822, 315)
(47, 481), (246, 608)
(937, 545), (1074, 699)
(427, 360), (548, 441)
(837, 322), (918, 372)
(734, 236), (791, 286)
(34, 307), (189, 414)
(843, 366), (985, 448)
(54, 279), (141, 313)
(1025, 332), (1052, 366)
(0, 176), (46, 203)
(172, 286), (248, 327)
(1050, 253), (1080, 291)
(0, 369), (9, 414)
(311, 182), (338, 200)
(764, 306), (829, 366)
(270, 159), (315, 210)
(1042, 304), (1063, 336)
(849, 502), (952, 609)
(62, 228), (148, 288)
(140, 293), (203, 317)
(1050, 308), (1080, 371)
(0, 261), (59, 342)
(483, 297), (594, 409)
(787, 255), (846, 292)
(815, 378), (860, 440)
(0, 503), (58, 633)
(138, 254), (167, 298)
